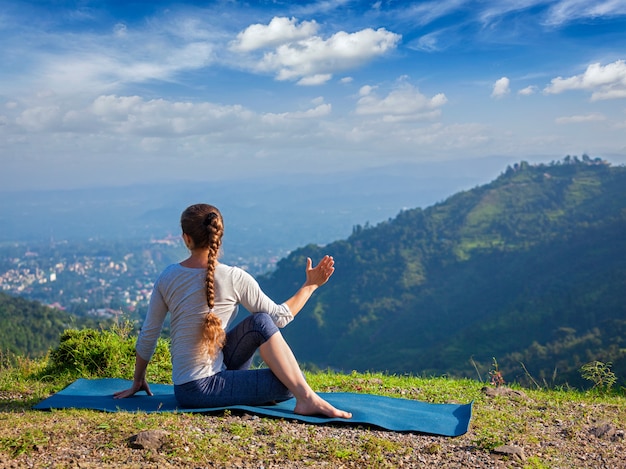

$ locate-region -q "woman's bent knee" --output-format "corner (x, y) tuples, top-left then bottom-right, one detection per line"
(250, 312), (279, 341)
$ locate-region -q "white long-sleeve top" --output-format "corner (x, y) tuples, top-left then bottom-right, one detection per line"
(135, 263), (293, 385)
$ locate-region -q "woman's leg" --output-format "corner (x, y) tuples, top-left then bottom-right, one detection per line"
(185, 312), (351, 418)
(175, 313), (294, 408)
(174, 367), (292, 408)
(259, 332), (352, 419)
(222, 313), (276, 370)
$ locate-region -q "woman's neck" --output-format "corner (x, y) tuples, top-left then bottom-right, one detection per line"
(180, 249), (211, 268)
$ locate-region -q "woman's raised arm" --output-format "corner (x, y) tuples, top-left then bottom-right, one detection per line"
(284, 255), (334, 317)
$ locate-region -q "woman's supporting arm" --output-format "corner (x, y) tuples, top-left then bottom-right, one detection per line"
(113, 353), (153, 399)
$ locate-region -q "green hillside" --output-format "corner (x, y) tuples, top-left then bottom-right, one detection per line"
(0, 292), (107, 358)
(258, 158), (626, 388)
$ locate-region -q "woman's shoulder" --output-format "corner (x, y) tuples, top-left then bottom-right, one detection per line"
(161, 263), (186, 275)
(216, 263), (255, 282)
(217, 263), (245, 276)
(157, 263), (199, 282)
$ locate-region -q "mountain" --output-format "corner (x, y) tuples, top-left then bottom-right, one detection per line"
(258, 158), (626, 388)
(0, 292), (107, 358)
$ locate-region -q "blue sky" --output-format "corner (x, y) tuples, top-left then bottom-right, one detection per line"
(1, 0), (625, 191)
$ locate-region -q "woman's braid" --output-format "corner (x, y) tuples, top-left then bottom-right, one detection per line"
(203, 211), (226, 359)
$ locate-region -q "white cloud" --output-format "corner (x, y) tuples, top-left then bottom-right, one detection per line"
(491, 77), (511, 98)
(359, 85), (378, 96)
(290, 0), (353, 16)
(518, 85), (537, 95)
(262, 103), (332, 123)
(479, 0), (545, 26)
(555, 113), (606, 124)
(113, 23), (128, 38)
(15, 33), (215, 99)
(411, 32), (441, 52)
(544, 60), (626, 100)
(87, 95), (257, 136)
(477, 0), (626, 28)
(356, 81), (447, 120)
(298, 74), (333, 86)
(15, 105), (62, 131)
(403, 0), (469, 27)
(545, 0), (626, 26)
(256, 27), (401, 83)
(10, 93), (336, 139)
(231, 17), (319, 52)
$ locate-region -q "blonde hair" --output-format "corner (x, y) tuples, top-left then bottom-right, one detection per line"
(180, 204), (226, 359)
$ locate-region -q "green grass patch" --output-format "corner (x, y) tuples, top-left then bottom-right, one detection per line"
(0, 326), (624, 467)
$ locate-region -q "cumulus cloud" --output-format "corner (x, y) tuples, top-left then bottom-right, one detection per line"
(87, 95), (256, 136)
(15, 105), (62, 131)
(356, 81), (447, 121)
(555, 113), (606, 124)
(9, 94), (251, 137)
(11, 93), (335, 139)
(231, 17), (319, 52)
(491, 77), (510, 98)
(518, 85), (537, 96)
(235, 18), (400, 84)
(544, 60), (626, 100)
(262, 102), (332, 123)
(298, 74), (332, 86)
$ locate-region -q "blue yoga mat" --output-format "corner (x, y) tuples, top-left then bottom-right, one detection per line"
(34, 378), (472, 437)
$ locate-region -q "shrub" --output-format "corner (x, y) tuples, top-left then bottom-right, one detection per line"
(580, 361), (617, 392)
(40, 321), (172, 383)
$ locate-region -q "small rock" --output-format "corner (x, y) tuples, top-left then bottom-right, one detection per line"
(129, 429), (170, 450)
(589, 423), (616, 440)
(481, 386), (527, 400)
(493, 444), (526, 461)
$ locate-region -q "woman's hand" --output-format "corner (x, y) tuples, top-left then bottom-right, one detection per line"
(284, 255), (335, 317)
(305, 255), (335, 288)
(113, 378), (153, 399)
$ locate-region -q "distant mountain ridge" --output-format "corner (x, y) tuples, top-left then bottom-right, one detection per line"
(258, 158), (626, 388)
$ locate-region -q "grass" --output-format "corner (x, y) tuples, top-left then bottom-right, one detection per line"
(0, 327), (625, 467)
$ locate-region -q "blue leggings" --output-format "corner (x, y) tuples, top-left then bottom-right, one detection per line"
(174, 313), (293, 408)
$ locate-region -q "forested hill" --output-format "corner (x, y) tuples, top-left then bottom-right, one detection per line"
(258, 158), (626, 388)
(0, 292), (106, 357)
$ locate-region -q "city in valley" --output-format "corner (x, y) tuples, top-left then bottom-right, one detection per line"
(0, 237), (281, 321)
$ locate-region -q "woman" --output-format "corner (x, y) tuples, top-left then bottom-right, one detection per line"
(114, 203), (351, 419)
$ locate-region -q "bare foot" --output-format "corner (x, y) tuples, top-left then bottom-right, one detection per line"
(294, 394), (352, 419)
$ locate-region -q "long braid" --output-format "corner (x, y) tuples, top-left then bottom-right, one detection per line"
(180, 204), (226, 359)
(203, 211), (226, 359)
